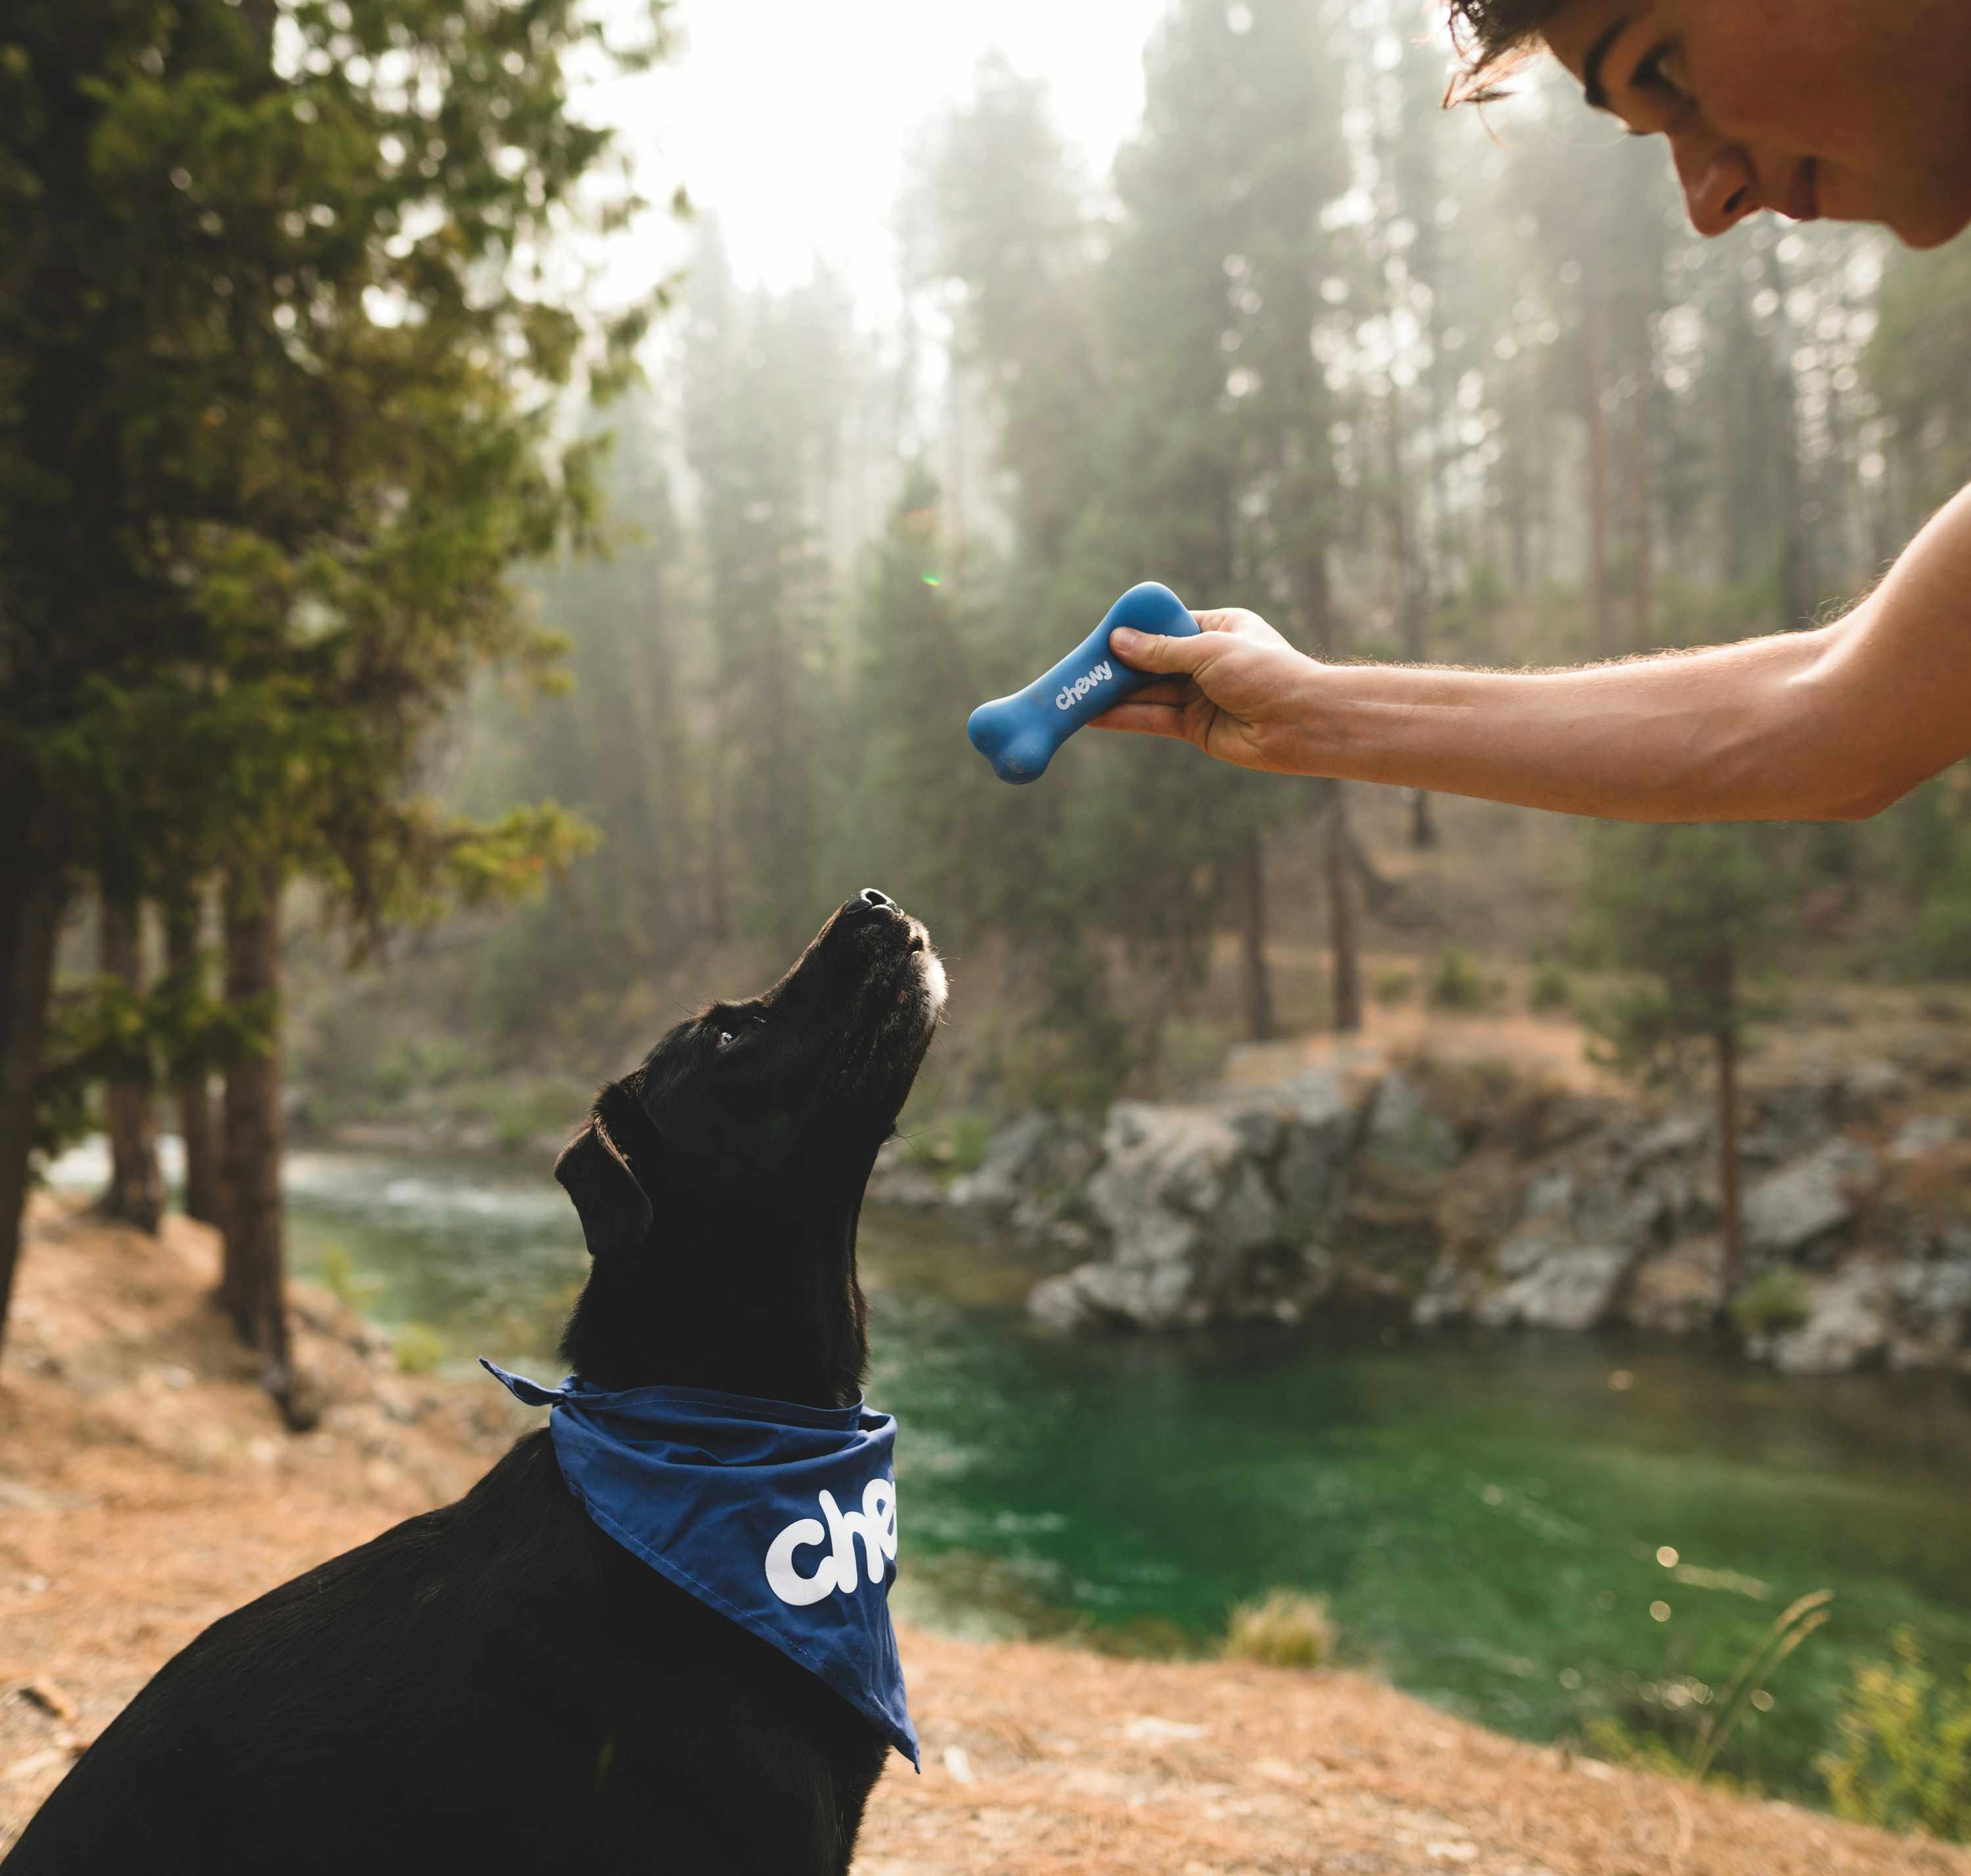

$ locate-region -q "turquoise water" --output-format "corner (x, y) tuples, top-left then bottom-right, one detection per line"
(273, 1148), (1971, 1802)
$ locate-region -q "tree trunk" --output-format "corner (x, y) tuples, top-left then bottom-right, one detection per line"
(1583, 300), (1614, 660)
(164, 892), (223, 1227)
(1406, 788), (1438, 851)
(97, 894), (164, 1234)
(1326, 788), (1363, 1035)
(221, 864), (314, 1429)
(1629, 375), (1654, 654)
(0, 865), (68, 1369)
(1715, 1019), (1744, 1314)
(1236, 832), (1277, 1044)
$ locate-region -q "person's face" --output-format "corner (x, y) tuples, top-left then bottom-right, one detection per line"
(1541, 0), (1971, 248)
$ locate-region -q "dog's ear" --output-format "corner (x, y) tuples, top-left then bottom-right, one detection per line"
(555, 1085), (655, 1258)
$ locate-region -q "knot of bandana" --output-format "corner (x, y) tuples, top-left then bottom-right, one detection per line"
(482, 1359), (918, 1768)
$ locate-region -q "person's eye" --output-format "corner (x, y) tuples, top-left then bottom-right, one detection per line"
(1631, 41), (1691, 104)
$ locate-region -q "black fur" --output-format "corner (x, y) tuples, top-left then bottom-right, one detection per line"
(5, 891), (945, 1875)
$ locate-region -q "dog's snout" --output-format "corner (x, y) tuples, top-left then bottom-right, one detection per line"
(858, 888), (894, 912)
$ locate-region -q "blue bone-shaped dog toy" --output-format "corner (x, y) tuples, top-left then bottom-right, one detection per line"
(966, 583), (1200, 784)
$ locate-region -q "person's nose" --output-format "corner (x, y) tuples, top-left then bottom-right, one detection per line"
(1671, 126), (1759, 238)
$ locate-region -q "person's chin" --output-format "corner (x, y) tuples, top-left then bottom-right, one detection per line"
(1883, 185), (1971, 250)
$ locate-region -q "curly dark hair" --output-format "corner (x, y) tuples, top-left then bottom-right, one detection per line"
(1443, 0), (1570, 104)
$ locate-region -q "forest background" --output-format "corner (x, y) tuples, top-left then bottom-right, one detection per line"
(11, 0), (1971, 1407)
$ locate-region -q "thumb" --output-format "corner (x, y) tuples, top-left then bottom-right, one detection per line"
(1109, 624), (1215, 675)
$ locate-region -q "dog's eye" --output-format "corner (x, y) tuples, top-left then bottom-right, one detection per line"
(715, 1030), (736, 1049)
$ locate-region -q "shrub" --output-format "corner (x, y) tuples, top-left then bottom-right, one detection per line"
(1374, 968), (1417, 1006)
(319, 1240), (380, 1311)
(1528, 960), (1574, 1014)
(1729, 1268), (1813, 1338)
(1821, 1630), (1971, 1841)
(1428, 947), (1490, 1013)
(392, 1322), (447, 1377)
(1223, 1590), (1335, 1670)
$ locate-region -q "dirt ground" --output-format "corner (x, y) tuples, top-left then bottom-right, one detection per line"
(1, 1197), (1962, 1875)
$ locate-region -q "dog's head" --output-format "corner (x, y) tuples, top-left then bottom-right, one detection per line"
(555, 890), (945, 1405)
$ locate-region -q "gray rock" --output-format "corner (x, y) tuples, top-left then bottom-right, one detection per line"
(1623, 1112), (1708, 1167)
(1357, 1072), (1461, 1192)
(1839, 1060), (1907, 1114)
(1413, 1255), (1484, 1328)
(1764, 1263), (1894, 1375)
(1522, 1167), (1576, 1222)
(1068, 1102), (1286, 1329)
(947, 1113), (1058, 1220)
(1259, 1070), (1362, 1232)
(1894, 1257), (1971, 1324)
(1744, 1138), (1879, 1255)
(1890, 1115), (1964, 1161)
(865, 1137), (947, 1211)
(1476, 1244), (1634, 1331)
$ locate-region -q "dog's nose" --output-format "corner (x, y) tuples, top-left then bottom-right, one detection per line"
(858, 888), (894, 912)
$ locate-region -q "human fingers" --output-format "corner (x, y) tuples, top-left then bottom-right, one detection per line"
(1087, 699), (1192, 738)
(1108, 623), (1219, 674)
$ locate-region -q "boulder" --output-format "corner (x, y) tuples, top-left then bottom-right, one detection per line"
(1475, 1234), (1635, 1332)
(1889, 1255), (1971, 1370)
(1621, 1111), (1708, 1169)
(1743, 1138), (1879, 1256)
(1355, 1071), (1461, 1195)
(947, 1113), (1099, 1246)
(1761, 1262), (1895, 1375)
(1890, 1114), (1964, 1161)
(1030, 1101), (1289, 1331)
(864, 1137), (946, 1211)
(947, 1113), (1058, 1221)
(1227, 1065), (1362, 1236)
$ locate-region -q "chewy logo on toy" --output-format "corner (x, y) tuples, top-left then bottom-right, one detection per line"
(763, 1479), (898, 1608)
(1055, 661), (1114, 711)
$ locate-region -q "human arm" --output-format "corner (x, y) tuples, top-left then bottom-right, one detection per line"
(1095, 483), (1971, 824)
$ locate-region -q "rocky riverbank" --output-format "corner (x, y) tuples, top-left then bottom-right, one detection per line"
(871, 1037), (1971, 1377)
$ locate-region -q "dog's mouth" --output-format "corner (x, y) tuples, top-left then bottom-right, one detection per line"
(811, 895), (945, 1119)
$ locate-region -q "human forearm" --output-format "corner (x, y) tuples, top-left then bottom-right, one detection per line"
(1104, 506), (1971, 820)
(1298, 624), (1859, 824)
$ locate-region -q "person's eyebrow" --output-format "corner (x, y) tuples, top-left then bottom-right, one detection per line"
(1582, 14), (1631, 111)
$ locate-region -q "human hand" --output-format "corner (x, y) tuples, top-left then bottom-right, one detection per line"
(1095, 608), (1330, 774)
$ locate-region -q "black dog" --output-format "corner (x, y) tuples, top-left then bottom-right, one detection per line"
(6, 889), (945, 1875)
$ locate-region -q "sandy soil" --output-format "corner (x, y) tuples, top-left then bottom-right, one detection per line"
(1, 1197), (1962, 1875)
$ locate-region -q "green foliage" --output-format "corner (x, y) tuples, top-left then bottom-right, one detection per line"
(1899, 851), (1971, 984)
(392, 1321), (447, 1377)
(3, 0), (656, 1193)
(1527, 960), (1574, 1014)
(1375, 968), (1418, 1006)
(1579, 1592), (1832, 1791)
(1574, 824), (1798, 1090)
(1729, 1269), (1813, 1338)
(1428, 947), (1491, 1012)
(1821, 1630), (1971, 1842)
(318, 1240), (380, 1312)
(1223, 1590), (1336, 1670)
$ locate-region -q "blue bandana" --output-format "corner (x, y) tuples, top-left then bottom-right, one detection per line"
(481, 1360), (918, 1768)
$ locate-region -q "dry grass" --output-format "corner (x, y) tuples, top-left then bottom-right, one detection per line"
(2, 1198), (1964, 1875)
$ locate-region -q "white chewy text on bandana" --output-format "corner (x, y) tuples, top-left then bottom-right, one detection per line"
(765, 1479), (898, 1608)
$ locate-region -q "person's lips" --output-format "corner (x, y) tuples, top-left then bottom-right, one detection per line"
(1784, 157), (1822, 222)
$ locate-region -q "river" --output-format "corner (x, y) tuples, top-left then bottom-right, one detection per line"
(51, 1140), (1971, 1800)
